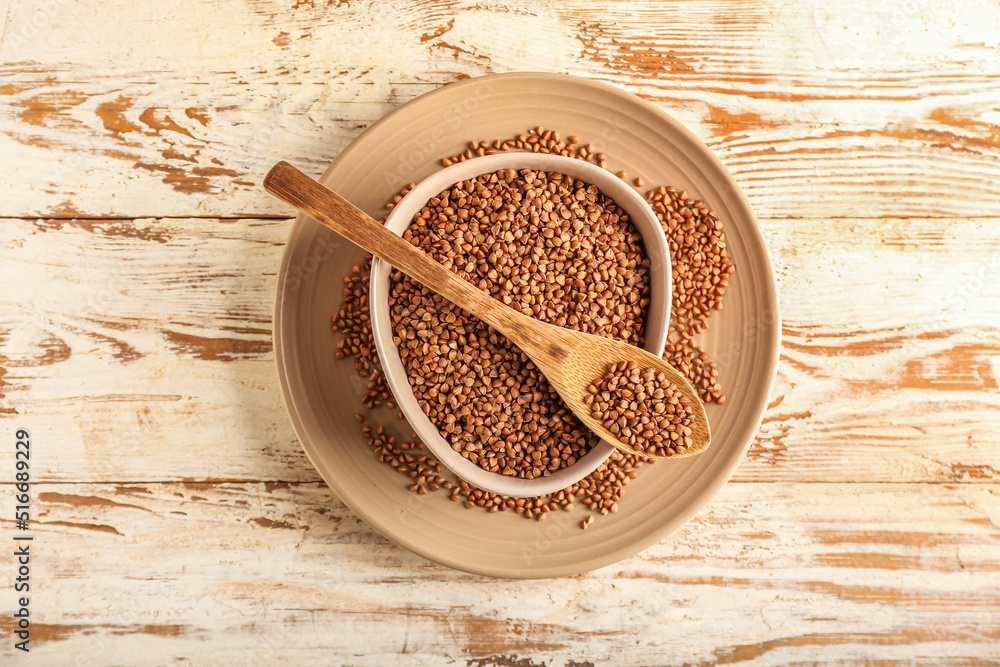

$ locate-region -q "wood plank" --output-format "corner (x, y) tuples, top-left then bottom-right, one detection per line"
(1, 217), (998, 483)
(738, 217), (1000, 482)
(1, 0), (999, 218)
(0, 481), (996, 664)
(0, 217), (317, 482)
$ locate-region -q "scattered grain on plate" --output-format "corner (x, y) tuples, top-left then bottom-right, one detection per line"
(586, 361), (694, 457)
(330, 126), (734, 527)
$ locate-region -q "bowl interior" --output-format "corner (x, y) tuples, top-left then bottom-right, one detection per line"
(369, 152), (672, 497)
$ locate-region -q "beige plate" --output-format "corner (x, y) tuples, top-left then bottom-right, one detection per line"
(273, 72), (780, 578)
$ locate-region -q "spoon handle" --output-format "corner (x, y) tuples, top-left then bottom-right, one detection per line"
(264, 161), (537, 347)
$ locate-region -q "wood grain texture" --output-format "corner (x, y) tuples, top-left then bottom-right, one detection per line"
(1, 0), (999, 219)
(0, 482), (997, 665)
(2, 217), (996, 483)
(749, 217), (1000, 483)
(0, 217), (315, 482)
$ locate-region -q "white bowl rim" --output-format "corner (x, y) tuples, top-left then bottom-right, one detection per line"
(370, 152), (671, 497)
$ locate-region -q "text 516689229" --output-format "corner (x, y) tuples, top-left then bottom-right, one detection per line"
(13, 429), (31, 653)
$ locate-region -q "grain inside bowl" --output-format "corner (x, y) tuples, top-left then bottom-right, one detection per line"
(388, 167), (651, 480)
(331, 126), (732, 526)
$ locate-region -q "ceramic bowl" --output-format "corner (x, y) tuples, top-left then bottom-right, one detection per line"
(369, 152), (672, 497)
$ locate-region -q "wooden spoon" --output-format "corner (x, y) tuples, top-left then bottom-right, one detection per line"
(264, 161), (711, 460)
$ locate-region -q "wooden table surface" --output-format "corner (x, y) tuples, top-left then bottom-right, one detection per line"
(2, 0), (999, 664)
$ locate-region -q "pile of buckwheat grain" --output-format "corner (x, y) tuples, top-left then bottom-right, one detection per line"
(388, 168), (650, 479)
(586, 361), (694, 457)
(330, 126), (732, 528)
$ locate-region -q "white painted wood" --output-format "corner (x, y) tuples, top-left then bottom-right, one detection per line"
(1, 0), (999, 218)
(1, 482), (997, 665)
(0, 217), (313, 482)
